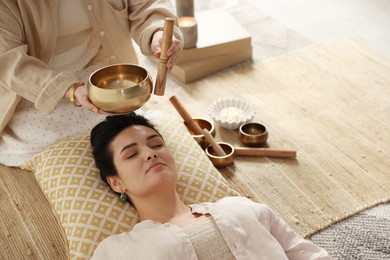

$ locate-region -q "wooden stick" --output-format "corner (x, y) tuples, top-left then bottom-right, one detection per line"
(234, 147), (296, 159)
(154, 18), (174, 96)
(202, 129), (227, 156)
(169, 95), (203, 135)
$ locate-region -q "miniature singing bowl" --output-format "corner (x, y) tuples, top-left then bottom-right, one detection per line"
(184, 117), (216, 149)
(205, 142), (235, 168)
(239, 122), (268, 147)
(88, 64), (153, 114)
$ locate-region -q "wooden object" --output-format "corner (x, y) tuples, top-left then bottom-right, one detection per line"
(169, 95), (203, 135)
(202, 129), (227, 156)
(172, 46), (252, 83)
(171, 9), (252, 83)
(176, 9), (252, 64)
(234, 147), (297, 159)
(154, 18), (174, 96)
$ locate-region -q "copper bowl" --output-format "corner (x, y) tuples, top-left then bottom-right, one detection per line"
(239, 122), (268, 147)
(88, 64), (153, 114)
(205, 142), (235, 168)
(184, 117), (216, 148)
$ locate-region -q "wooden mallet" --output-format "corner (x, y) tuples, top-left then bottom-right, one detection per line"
(169, 95), (203, 135)
(202, 129), (227, 157)
(154, 18), (175, 96)
(234, 147), (296, 159)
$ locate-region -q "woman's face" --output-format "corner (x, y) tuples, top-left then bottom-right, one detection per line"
(108, 125), (177, 201)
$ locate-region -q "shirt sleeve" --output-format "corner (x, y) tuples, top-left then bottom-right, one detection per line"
(0, 1), (79, 115)
(91, 239), (112, 260)
(260, 203), (334, 260)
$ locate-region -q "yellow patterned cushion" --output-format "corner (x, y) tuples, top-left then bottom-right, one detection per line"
(22, 115), (239, 259)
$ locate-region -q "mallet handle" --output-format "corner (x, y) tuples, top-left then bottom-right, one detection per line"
(169, 95), (203, 135)
(202, 129), (227, 156)
(154, 18), (174, 96)
(234, 147), (296, 159)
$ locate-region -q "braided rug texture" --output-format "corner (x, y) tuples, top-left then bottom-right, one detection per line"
(309, 202), (390, 260)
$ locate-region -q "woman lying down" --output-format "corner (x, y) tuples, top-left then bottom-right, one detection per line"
(90, 113), (333, 260)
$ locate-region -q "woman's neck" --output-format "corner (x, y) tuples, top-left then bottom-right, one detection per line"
(135, 192), (192, 224)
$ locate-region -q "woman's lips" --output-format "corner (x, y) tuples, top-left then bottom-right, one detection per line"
(147, 162), (164, 173)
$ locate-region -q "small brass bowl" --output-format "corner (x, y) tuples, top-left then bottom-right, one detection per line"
(205, 142), (235, 168)
(239, 122), (268, 147)
(184, 117), (216, 149)
(88, 64), (153, 114)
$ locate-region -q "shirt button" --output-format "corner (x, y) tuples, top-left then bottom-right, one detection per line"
(87, 5), (93, 10)
(110, 55), (116, 59)
(164, 224), (170, 227)
(99, 31), (105, 36)
(181, 241), (188, 247)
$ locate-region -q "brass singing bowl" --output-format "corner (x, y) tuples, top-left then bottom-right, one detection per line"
(239, 122), (268, 147)
(88, 64), (153, 114)
(205, 142), (235, 168)
(184, 117), (216, 149)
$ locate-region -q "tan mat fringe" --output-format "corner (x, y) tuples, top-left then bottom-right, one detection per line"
(0, 165), (68, 259)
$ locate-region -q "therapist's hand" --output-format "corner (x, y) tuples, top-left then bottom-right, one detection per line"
(151, 30), (182, 72)
(64, 84), (105, 114)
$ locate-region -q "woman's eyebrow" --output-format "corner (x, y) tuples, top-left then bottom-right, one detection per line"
(147, 134), (161, 141)
(120, 143), (136, 154)
(120, 134), (161, 154)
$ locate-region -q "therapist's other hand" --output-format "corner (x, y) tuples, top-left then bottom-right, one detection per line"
(151, 30), (182, 72)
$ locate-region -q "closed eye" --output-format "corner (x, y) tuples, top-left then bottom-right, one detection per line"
(148, 136), (165, 149)
(126, 152), (138, 159)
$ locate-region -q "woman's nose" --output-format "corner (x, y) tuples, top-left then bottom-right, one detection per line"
(144, 147), (158, 161)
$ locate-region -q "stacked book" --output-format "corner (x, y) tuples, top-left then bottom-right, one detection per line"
(172, 9), (253, 83)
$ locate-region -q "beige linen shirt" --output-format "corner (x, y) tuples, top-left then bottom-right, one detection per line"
(0, 0), (182, 133)
(92, 197), (333, 260)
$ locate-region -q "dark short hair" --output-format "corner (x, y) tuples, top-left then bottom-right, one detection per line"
(90, 112), (160, 188)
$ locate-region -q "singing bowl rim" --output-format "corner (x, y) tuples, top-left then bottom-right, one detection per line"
(238, 122), (268, 146)
(88, 63), (153, 113)
(190, 117), (216, 138)
(205, 142), (235, 168)
(88, 63), (152, 92)
(184, 117), (216, 149)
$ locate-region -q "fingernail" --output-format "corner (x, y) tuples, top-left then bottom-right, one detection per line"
(93, 108), (98, 113)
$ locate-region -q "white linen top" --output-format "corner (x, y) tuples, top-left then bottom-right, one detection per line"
(92, 197), (333, 260)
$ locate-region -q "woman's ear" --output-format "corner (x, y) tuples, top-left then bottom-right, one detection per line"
(106, 175), (124, 193)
